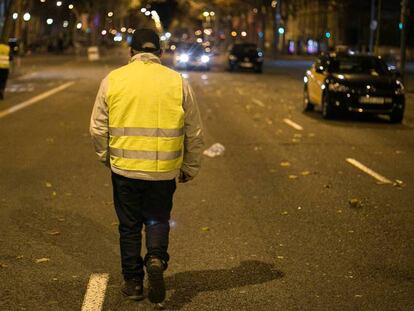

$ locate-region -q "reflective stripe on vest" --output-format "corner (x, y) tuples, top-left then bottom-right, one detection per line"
(0, 45), (10, 69)
(109, 127), (184, 137)
(107, 60), (184, 173)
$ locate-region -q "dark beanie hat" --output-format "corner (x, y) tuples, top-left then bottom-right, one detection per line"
(130, 28), (161, 52)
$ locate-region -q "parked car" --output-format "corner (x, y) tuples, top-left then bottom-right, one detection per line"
(228, 43), (264, 73)
(303, 53), (405, 123)
(173, 43), (211, 71)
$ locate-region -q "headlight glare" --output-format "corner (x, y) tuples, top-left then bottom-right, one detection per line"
(179, 54), (189, 63)
(201, 55), (210, 63)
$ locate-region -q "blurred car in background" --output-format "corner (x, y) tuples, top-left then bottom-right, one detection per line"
(303, 53), (405, 123)
(228, 43), (264, 73)
(173, 43), (211, 71)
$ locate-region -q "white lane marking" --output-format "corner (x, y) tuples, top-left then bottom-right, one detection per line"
(0, 81), (75, 119)
(346, 158), (392, 184)
(81, 273), (109, 311)
(252, 98), (265, 107)
(283, 118), (304, 131)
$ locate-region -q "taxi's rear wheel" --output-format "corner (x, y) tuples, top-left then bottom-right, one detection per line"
(303, 87), (314, 112)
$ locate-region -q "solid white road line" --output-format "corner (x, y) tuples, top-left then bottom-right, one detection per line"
(252, 98), (265, 107)
(81, 273), (110, 311)
(0, 81), (75, 119)
(283, 118), (304, 131)
(346, 158), (393, 184)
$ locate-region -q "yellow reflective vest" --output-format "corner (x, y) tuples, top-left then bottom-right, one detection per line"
(0, 44), (10, 69)
(106, 60), (184, 173)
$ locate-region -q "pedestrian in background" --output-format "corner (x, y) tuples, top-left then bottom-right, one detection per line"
(0, 40), (11, 100)
(90, 28), (204, 304)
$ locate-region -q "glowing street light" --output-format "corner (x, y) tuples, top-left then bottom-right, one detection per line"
(241, 31), (247, 37)
(68, 4), (74, 10)
(12, 12), (18, 20)
(63, 20), (69, 28)
(121, 27), (127, 33)
(23, 13), (31, 22)
(40, 0), (46, 2)
(108, 12), (114, 17)
(145, 11), (151, 16)
(210, 11), (215, 16)
(76, 22), (82, 29)
(101, 30), (107, 35)
(46, 18), (54, 25)
(203, 11), (209, 17)
(141, 8), (147, 13)
(56, 1), (62, 7)
(231, 31), (237, 37)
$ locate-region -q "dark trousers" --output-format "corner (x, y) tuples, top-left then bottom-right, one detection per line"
(111, 172), (176, 280)
(0, 69), (9, 94)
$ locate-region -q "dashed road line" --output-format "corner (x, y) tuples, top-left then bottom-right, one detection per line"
(346, 158), (393, 184)
(81, 273), (110, 311)
(283, 118), (304, 131)
(252, 98), (265, 107)
(0, 81), (75, 119)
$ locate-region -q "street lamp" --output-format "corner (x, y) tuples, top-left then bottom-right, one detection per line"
(12, 12), (18, 20)
(56, 1), (62, 7)
(108, 12), (114, 17)
(63, 20), (69, 28)
(23, 13), (31, 22)
(203, 11), (209, 17)
(46, 18), (54, 25)
(101, 30), (107, 35)
(141, 8), (147, 13)
(210, 11), (215, 17)
(76, 22), (82, 29)
(68, 4), (74, 10)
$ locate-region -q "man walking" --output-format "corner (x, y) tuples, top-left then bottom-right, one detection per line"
(0, 40), (11, 100)
(90, 29), (203, 304)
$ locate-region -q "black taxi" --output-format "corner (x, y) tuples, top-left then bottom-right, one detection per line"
(303, 53), (405, 123)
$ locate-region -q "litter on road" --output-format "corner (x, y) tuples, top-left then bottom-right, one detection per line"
(203, 143), (225, 158)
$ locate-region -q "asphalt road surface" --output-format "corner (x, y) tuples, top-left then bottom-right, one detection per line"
(0, 50), (413, 311)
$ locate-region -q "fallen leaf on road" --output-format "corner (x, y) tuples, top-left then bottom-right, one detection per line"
(154, 303), (166, 310)
(16, 255), (24, 259)
(45, 182), (52, 188)
(253, 146), (262, 151)
(52, 278), (58, 281)
(291, 138), (300, 143)
(395, 150), (404, 154)
(57, 218), (65, 222)
(281, 211), (288, 215)
(297, 206), (302, 210)
(35, 258), (50, 264)
(288, 175), (298, 179)
(280, 161), (291, 167)
(111, 222), (119, 226)
(201, 227), (210, 232)
(239, 290), (247, 294)
(0, 263), (8, 268)
(301, 171), (311, 176)
(349, 198), (363, 209)
(277, 256), (285, 259)
(52, 192), (57, 197)
(47, 230), (60, 236)
(293, 133), (302, 138)
(354, 295), (363, 298)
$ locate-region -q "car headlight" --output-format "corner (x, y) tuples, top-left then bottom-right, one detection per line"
(395, 80), (405, 95)
(179, 54), (189, 63)
(229, 54), (237, 61)
(201, 55), (210, 63)
(328, 82), (350, 92)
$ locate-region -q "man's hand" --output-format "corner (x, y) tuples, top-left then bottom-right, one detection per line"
(178, 170), (193, 183)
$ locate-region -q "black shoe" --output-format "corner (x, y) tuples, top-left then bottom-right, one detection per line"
(121, 278), (144, 301)
(146, 257), (166, 303)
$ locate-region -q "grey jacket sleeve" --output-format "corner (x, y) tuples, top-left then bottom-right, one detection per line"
(181, 79), (204, 178)
(90, 77), (110, 166)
